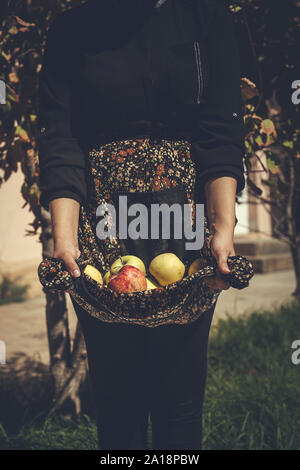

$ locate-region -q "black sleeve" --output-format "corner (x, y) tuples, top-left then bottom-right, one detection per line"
(38, 13), (87, 210)
(191, 0), (245, 202)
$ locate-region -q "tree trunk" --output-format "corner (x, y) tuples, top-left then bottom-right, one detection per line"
(290, 242), (300, 299)
(40, 207), (88, 416)
(48, 322), (88, 417)
(45, 290), (72, 397)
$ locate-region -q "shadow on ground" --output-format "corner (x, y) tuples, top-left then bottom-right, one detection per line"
(0, 353), (95, 439)
(0, 353), (52, 436)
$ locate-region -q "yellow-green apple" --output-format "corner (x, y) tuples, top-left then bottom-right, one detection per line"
(149, 253), (185, 286)
(146, 277), (159, 290)
(188, 257), (207, 276)
(84, 265), (103, 285)
(107, 265), (147, 293)
(110, 255), (146, 276)
(103, 271), (111, 285)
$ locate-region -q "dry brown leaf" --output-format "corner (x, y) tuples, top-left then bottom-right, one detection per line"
(9, 72), (19, 83)
(15, 16), (35, 27)
(240, 77), (259, 102)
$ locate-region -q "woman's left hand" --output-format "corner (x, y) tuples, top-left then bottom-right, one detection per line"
(203, 175), (238, 291)
(203, 229), (235, 291)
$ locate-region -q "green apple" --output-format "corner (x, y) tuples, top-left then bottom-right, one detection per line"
(110, 255), (146, 276)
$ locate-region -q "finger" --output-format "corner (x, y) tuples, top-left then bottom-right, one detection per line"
(62, 253), (81, 277)
(215, 251), (231, 275)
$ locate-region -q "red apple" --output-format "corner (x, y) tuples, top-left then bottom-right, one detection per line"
(107, 265), (147, 293)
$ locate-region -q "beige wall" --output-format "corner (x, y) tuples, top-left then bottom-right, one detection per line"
(0, 165), (260, 265)
(235, 186), (249, 235)
(0, 166), (40, 263)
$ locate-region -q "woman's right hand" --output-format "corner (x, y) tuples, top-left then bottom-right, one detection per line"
(49, 198), (81, 277)
(53, 237), (81, 278)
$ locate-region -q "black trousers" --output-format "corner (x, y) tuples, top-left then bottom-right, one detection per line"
(72, 299), (216, 450)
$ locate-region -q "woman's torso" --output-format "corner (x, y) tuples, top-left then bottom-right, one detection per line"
(57, 0), (211, 146)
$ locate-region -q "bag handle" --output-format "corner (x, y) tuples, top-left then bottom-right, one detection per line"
(37, 255), (89, 292)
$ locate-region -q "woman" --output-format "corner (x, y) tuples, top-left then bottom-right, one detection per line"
(38, 0), (245, 450)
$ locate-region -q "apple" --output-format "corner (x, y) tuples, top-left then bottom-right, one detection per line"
(146, 277), (159, 290)
(107, 265), (147, 293)
(110, 255), (146, 276)
(84, 265), (103, 285)
(188, 257), (207, 276)
(103, 271), (111, 285)
(149, 253), (185, 286)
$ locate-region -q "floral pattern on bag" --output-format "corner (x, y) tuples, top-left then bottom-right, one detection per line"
(38, 137), (254, 327)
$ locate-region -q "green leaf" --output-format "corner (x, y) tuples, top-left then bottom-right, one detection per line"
(15, 125), (29, 142)
(245, 140), (253, 154)
(266, 157), (278, 172)
(261, 119), (275, 135)
(245, 104), (255, 113)
(0, 424), (8, 443)
(282, 141), (294, 150)
(230, 5), (242, 13)
(255, 135), (264, 147)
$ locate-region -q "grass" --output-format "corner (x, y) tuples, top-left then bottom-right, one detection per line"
(0, 300), (300, 450)
(0, 417), (98, 450)
(0, 275), (29, 305)
(203, 300), (300, 450)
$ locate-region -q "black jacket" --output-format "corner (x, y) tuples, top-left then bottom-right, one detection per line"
(38, 0), (245, 209)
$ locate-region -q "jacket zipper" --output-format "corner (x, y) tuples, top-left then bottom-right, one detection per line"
(193, 40), (202, 104)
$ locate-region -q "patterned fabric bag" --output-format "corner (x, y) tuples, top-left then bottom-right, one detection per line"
(38, 137), (254, 327)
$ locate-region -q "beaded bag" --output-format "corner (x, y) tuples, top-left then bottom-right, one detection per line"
(38, 138), (254, 327)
